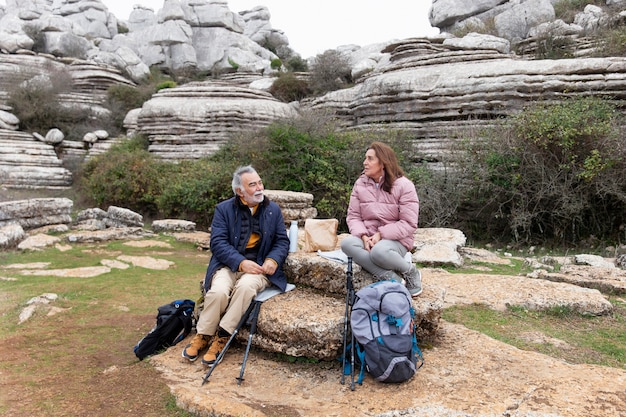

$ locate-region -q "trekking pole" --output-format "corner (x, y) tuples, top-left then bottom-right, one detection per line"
(201, 300), (255, 386)
(340, 257), (356, 390)
(236, 300), (262, 385)
(347, 258), (356, 391)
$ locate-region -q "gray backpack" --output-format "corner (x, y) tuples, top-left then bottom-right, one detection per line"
(350, 280), (423, 383)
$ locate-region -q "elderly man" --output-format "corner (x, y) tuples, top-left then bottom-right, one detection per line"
(182, 165), (290, 366)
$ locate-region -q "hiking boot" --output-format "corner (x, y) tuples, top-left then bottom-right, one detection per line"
(403, 264), (423, 297)
(182, 333), (210, 362)
(201, 335), (228, 366)
(378, 270), (404, 283)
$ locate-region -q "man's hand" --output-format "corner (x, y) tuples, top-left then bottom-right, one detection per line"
(261, 259), (277, 275)
(240, 259), (264, 275)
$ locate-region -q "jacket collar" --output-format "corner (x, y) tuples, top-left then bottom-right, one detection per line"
(233, 194), (269, 209)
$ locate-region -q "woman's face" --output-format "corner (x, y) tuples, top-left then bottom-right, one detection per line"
(363, 148), (383, 180)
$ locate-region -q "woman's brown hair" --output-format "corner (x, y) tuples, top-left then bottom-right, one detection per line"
(368, 141), (404, 193)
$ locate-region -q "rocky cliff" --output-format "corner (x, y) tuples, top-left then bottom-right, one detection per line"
(2, 1), (626, 187)
(0, 0), (292, 81)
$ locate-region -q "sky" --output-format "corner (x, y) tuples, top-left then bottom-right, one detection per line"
(96, 0), (440, 58)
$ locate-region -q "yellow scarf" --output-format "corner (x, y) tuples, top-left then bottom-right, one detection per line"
(240, 197), (260, 249)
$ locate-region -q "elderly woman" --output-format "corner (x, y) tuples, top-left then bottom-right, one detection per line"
(340, 142), (422, 296)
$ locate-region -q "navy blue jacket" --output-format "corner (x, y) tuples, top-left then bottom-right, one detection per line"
(203, 195), (290, 292)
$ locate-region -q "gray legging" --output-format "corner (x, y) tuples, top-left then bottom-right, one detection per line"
(340, 235), (410, 279)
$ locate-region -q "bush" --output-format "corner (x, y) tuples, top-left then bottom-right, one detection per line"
(269, 73), (311, 102)
(285, 55), (309, 72)
(594, 26), (626, 57)
(76, 109), (423, 232)
(155, 80), (177, 91)
(455, 96), (626, 245)
(270, 58), (283, 70)
(309, 49), (352, 94)
(7, 69), (93, 137)
(533, 33), (575, 59)
(78, 136), (170, 216)
(157, 159), (234, 227)
(105, 83), (156, 133)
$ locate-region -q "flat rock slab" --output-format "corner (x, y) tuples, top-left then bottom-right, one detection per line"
(427, 268), (614, 316)
(17, 266), (111, 278)
(117, 255), (175, 270)
(533, 265), (626, 295)
(150, 321), (626, 417)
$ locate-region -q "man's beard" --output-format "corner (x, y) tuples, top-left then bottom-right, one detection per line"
(245, 191), (264, 205)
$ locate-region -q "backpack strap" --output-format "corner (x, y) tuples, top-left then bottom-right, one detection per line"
(408, 305), (424, 370)
(355, 343), (366, 385)
(385, 314), (402, 335)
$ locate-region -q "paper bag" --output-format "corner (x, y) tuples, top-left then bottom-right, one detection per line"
(303, 218), (338, 252)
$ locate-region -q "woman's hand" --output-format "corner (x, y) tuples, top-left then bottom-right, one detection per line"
(362, 232), (382, 251)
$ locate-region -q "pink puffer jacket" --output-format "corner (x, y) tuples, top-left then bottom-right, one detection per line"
(346, 173), (419, 251)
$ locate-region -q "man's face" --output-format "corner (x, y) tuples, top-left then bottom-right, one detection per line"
(237, 172), (265, 205)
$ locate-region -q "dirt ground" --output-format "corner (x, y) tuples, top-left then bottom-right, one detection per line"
(2, 278), (626, 417)
(0, 313), (180, 417)
(149, 319), (626, 417)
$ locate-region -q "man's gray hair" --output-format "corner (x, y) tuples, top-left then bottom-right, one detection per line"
(232, 165), (258, 194)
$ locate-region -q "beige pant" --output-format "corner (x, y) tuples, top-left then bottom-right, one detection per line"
(196, 267), (270, 335)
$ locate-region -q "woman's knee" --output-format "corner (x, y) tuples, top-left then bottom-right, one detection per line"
(369, 243), (388, 264)
(341, 235), (363, 254)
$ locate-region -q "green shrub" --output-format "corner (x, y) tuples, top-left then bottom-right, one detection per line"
(107, 84), (155, 111)
(157, 159), (234, 227)
(270, 58), (283, 70)
(78, 136), (170, 215)
(554, 0), (605, 23)
(269, 72), (311, 102)
(455, 96), (626, 245)
(155, 80), (177, 91)
(285, 55), (309, 72)
(533, 34), (575, 60)
(105, 83), (156, 133)
(595, 26), (626, 57)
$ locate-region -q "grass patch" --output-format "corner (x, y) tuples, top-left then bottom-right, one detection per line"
(443, 299), (626, 369)
(0, 234), (207, 416)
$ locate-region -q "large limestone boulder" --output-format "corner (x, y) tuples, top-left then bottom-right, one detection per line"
(0, 198), (73, 230)
(136, 81), (299, 160)
(0, 14), (35, 52)
(0, 129), (72, 189)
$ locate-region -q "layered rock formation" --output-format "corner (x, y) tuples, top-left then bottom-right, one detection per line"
(0, 0), (292, 82)
(0, 130), (72, 188)
(0, 53), (134, 188)
(306, 37), (626, 168)
(135, 81), (298, 160)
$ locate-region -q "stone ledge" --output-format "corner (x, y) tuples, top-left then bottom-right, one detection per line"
(237, 283), (445, 360)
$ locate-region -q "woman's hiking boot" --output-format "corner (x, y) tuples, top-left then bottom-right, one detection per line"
(201, 336), (229, 367)
(403, 264), (423, 297)
(182, 333), (211, 362)
(377, 270), (404, 283)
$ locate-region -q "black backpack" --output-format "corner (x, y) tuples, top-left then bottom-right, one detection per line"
(133, 299), (195, 360)
(350, 280), (423, 383)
